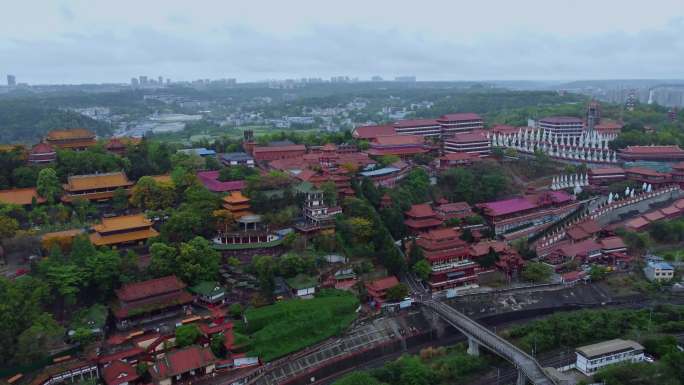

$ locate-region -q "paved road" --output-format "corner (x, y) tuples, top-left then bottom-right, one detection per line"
(422, 299), (557, 385)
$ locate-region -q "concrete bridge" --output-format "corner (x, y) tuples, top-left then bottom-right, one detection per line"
(421, 299), (557, 385)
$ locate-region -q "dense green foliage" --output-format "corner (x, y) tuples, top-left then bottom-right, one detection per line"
(243, 290), (359, 361)
(437, 160), (513, 204)
(508, 305), (684, 354)
(0, 276), (64, 366)
(333, 346), (488, 385)
(0, 99), (112, 143)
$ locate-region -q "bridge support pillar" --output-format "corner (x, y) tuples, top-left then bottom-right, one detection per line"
(516, 369), (527, 385)
(467, 336), (479, 356)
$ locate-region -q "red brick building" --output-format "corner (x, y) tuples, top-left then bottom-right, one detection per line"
(252, 144), (306, 162)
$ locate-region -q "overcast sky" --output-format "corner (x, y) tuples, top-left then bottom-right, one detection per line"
(2, 0), (683, 84)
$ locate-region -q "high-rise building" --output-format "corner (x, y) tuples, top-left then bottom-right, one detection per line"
(371, 76), (383, 81)
(7, 75), (16, 87)
(158, 76), (163, 85)
(131, 77), (139, 87)
(139, 75), (147, 85)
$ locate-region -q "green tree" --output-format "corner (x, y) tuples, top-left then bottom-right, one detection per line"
(84, 249), (122, 298)
(589, 265), (609, 281)
(229, 303), (244, 318)
(175, 237), (221, 285)
(36, 168), (61, 204)
(385, 283), (409, 301)
(408, 243), (425, 265)
(253, 255), (277, 295)
(210, 333), (226, 357)
(521, 262), (553, 283)
(412, 259), (431, 281)
(175, 324), (200, 347)
(46, 264), (87, 305)
(14, 313), (64, 365)
(0, 215), (19, 239)
(148, 242), (178, 277)
(321, 181), (339, 207)
(333, 372), (384, 385)
(111, 187), (129, 211)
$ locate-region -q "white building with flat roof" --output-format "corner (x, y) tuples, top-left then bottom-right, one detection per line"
(643, 261), (675, 282)
(575, 339), (644, 376)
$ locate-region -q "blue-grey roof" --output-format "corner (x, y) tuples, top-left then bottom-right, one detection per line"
(221, 152), (253, 161)
(649, 261), (674, 270)
(360, 167), (400, 177)
(179, 147), (216, 156)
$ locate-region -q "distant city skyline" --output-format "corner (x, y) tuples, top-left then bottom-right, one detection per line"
(1, 0), (683, 84)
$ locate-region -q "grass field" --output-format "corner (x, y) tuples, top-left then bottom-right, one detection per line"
(241, 289), (359, 361)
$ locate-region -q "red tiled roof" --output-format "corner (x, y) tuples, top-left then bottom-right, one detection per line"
(365, 276), (399, 292)
(366, 147), (428, 156)
(478, 197), (536, 217)
(252, 145), (306, 153)
(539, 116), (583, 124)
(600, 236), (626, 250)
(0, 187), (46, 206)
(98, 347), (145, 364)
(589, 167), (625, 176)
(620, 145), (684, 154)
(562, 270), (586, 283)
(660, 205), (681, 217)
(438, 113), (482, 122)
(566, 227), (589, 241)
(625, 216), (650, 230)
(445, 131), (488, 143)
(373, 135), (424, 146)
(643, 210), (665, 222)
(577, 220), (601, 234)
(490, 125), (521, 135)
(594, 122), (623, 131)
(353, 125), (396, 139)
(115, 276), (186, 302)
(103, 361), (139, 385)
(437, 202), (471, 213)
(30, 142), (56, 155)
(393, 119), (439, 128)
(440, 152), (479, 161)
(196, 171), (246, 192)
(557, 239), (602, 258)
(421, 228), (460, 241)
(150, 346), (216, 379)
(625, 167), (668, 177)
(405, 203), (436, 218)
(405, 218), (444, 229)
(469, 240), (507, 257)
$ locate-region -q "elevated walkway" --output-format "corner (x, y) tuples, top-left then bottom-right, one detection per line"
(421, 299), (557, 385)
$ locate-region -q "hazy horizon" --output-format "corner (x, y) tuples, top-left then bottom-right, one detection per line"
(2, 0), (683, 84)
